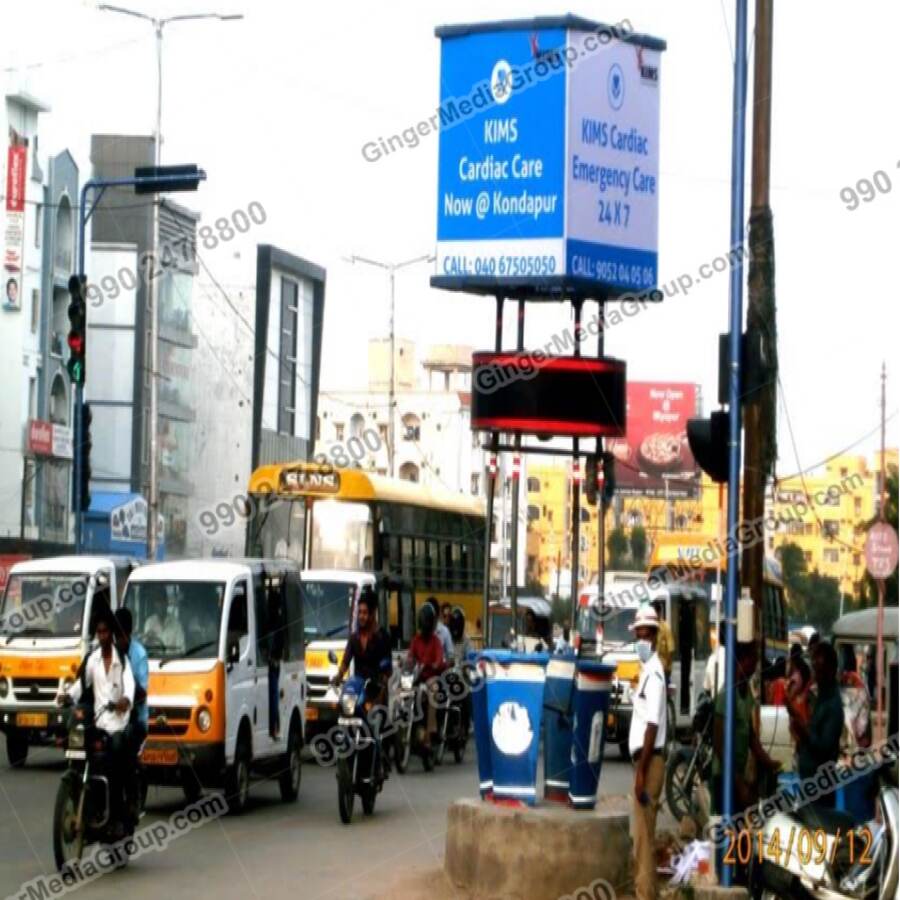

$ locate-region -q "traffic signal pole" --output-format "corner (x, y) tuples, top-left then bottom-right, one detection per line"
(722, 0), (750, 886)
(74, 169), (205, 554)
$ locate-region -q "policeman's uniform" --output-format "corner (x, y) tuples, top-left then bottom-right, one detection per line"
(628, 617), (667, 900)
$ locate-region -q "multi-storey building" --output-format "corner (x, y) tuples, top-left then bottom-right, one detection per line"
(0, 86), (84, 557)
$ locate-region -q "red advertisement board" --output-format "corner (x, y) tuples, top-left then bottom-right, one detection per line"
(607, 382), (699, 497)
(6, 145), (27, 213)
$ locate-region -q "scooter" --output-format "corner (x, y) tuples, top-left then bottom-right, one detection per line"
(392, 663), (435, 774)
(53, 702), (145, 872)
(752, 760), (898, 900)
(433, 666), (471, 766)
(335, 676), (384, 824)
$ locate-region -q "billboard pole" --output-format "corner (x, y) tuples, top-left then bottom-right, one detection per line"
(509, 299), (525, 644)
(570, 300), (584, 631)
(597, 301), (606, 618)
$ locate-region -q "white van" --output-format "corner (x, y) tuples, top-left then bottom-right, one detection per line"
(0, 555), (138, 766)
(123, 559), (305, 813)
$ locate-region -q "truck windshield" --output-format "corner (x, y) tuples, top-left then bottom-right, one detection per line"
(0, 574), (89, 637)
(125, 581), (226, 660)
(301, 580), (354, 642)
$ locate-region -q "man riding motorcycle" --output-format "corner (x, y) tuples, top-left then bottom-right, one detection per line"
(407, 604), (445, 753)
(58, 606), (135, 837)
(114, 607), (149, 822)
(331, 587), (392, 774)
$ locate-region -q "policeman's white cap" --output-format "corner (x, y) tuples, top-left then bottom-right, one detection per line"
(629, 605), (660, 632)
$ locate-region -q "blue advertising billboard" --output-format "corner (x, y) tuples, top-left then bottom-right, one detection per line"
(434, 16), (665, 295)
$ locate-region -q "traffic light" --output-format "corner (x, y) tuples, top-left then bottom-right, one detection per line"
(687, 410), (729, 483)
(66, 275), (87, 386)
(584, 455), (599, 505)
(78, 402), (93, 512)
(601, 451), (616, 505)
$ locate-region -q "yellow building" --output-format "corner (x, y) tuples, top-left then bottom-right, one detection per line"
(524, 450), (896, 598)
(767, 452), (896, 597)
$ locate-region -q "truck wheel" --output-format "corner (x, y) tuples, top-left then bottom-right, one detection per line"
(6, 730), (28, 768)
(279, 723), (302, 802)
(225, 734), (251, 815)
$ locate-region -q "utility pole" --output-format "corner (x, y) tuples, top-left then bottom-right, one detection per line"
(742, 0), (777, 685)
(98, 5), (243, 560)
(344, 253), (434, 477)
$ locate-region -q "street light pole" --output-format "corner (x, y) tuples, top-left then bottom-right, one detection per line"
(97, 5), (242, 559)
(344, 253), (433, 478)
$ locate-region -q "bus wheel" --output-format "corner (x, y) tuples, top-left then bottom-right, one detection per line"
(6, 730), (28, 768)
(279, 723), (302, 802)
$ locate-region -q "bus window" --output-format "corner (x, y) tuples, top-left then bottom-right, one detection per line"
(401, 537), (413, 581)
(451, 543), (462, 591)
(428, 540), (439, 589)
(694, 599), (710, 659)
(309, 502), (373, 570)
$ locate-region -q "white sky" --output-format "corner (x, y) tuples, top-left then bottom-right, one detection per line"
(3, 0), (897, 476)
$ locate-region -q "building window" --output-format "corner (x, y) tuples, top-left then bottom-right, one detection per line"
(402, 413), (421, 442)
(853, 552), (861, 567)
(28, 377), (37, 419)
(334, 422), (344, 441)
(399, 461), (419, 482)
(527, 476), (540, 493)
(34, 203), (41, 247)
(527, 504), (540, 522)
(580, 507), (590, 523)
(471, 473), (480, 495)
(824, 548), (839, 564)
(803, 551), (812, 564)
(277, 278), (298, 435)
(49, 374), (68, 426)
(349, 412), (365, 439)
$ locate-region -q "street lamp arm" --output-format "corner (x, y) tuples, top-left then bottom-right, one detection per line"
(346, 255), (390, 271)
(162, 13), (245, 24)
(394, 253), (435, 270)
(97, 4), (156, 23)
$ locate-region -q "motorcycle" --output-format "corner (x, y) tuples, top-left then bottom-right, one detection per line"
(752, 760), (898, 900)
(335, 676), (384, 824)
(52, 703), (145, 872)
(666, 690), (714, 825)
(433, 666), (472, 766)
(392, 663), (435, 774)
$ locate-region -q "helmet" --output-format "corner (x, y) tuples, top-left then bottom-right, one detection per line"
(449, 606), (465, 642)
(417, 603), (436, 637)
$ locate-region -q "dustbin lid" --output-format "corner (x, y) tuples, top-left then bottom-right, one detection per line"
(480, 650), (550, 667)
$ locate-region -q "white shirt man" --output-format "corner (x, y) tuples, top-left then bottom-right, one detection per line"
(628, 640), (668, 757)
(703, 644), (726, 695)
(67, 642), (135, 734)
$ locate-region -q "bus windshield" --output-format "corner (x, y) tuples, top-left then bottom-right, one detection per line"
(0, 574), (89, 637)
(125, 581), (226, 660)
(309, 502), (373, 571)
(302, 580), (354, 642)
(602, 606), (638, 646)
(247, 497), (306, 566)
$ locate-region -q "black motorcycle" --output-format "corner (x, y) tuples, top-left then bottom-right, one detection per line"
(52, 703), (145, 871)
(433, 666), (472, 766)
(665, 690), (714, 825)
(335, 676), (385, 824)
(392, 663), (435, 774)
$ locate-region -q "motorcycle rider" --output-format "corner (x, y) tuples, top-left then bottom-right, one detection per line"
(58, 607), (135, 837)
(114, 607), (149, 824)
(407, 603), (445, 753)
(331, 586), (392, 773)
(427, 597), (454, 661)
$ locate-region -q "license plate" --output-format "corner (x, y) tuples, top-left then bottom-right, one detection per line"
(16, 712), (47, 728)
(306, 651), (329, 670)
(305, 706), (319, 721)
(141, 747), (178, 766)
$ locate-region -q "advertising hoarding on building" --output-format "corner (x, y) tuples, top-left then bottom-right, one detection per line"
(434, 16), (665, 294)
(4, 143), (27, 312)
(607, 382), (699, 497)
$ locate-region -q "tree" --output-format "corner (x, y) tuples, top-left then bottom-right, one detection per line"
(630, 525), (648, 570)
(779, 542), (807, 606)
(608, 526), (629, 570)
(779, 541), (842, 633)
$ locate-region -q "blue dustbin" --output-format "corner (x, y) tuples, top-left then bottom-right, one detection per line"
(468, 653), (494, 799)
(568, 660), (616, 809)
(543, 653), (576, 803)
(483, 650), (549, 806)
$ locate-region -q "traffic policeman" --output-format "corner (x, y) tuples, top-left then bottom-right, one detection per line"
(628, 605), (667, 900)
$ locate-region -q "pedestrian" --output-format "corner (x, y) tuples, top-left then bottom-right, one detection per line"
(627, 605), (667, 900)
(650, 599), (673, 682)
(711, 641), (781, 814)
(790, 641), (844, 804)
(703, 621), (727, 696)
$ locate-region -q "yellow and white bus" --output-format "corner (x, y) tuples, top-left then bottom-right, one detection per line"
(245, 462), (487, 643)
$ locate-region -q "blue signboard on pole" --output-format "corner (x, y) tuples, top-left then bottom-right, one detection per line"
(434, 16), (666, 295)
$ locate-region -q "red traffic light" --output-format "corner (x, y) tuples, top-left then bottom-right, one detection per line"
(67, 333), (85, 355)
